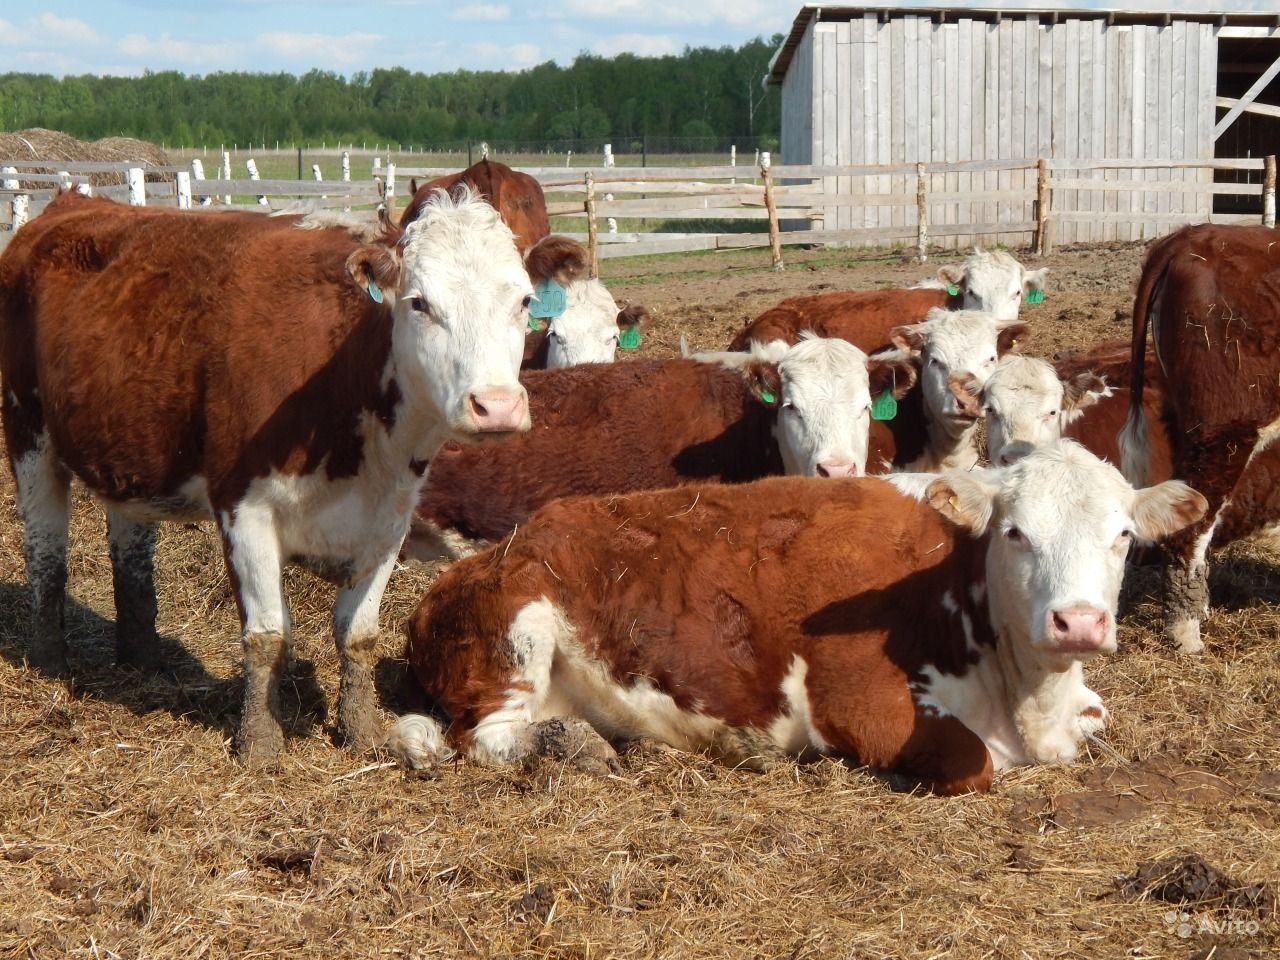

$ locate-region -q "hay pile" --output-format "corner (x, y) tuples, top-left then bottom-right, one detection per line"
(0, 128), (172, 187)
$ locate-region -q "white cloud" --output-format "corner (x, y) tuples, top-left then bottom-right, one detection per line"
(257, 31), (384, 67)
(118, 33), (243, 68)
(451, 4), (510, 22)
(561, 0), (782, 29)
(0, 18), (18, 46)
(593, 33), (678, 58)
(465, 41), (542, 69)
(30, 14), (104, 46)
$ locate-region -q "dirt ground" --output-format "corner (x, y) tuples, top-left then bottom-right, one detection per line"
(1, 239), (1277, 960)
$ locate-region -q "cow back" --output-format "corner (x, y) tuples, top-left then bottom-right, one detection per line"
(728, 287), (953, 352)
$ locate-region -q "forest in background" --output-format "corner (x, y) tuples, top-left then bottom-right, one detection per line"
(0, 37), (783, 150)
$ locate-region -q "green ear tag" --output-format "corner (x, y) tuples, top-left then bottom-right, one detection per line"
(367, 279), (384, 304)
(618, 327), (641, 350)
(1025, 288), (1045, 305)
(945, 282), (960, 297)
(871, 388), (898, 422)
(527, 316), (543, 332)
(760, 388), (776, 405)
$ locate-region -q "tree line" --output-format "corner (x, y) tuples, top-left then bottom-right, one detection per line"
(0, 37), (783, 150)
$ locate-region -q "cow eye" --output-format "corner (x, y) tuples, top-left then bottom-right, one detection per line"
(410, 296), (427, 314)
(987, 355), (997, 364)
(928, 356), (943, 369)
(1047, 409), (1059, 418)
(1116, 529), (1133, 546)
(521, 294), (533, 310)
(1005, 526), (1023, 543)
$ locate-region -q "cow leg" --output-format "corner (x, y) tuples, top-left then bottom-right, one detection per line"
(11, 434), (72, 676)
(890, 711), (995, 795)
(221, 505), (291, 763)
(106, 508), (161, 670)
(530, 717), (619, 775)
(331, 551), (397, 753)
(1164, 521), (1216, 655)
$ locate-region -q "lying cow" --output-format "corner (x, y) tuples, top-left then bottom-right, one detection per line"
(0, 188), (554, 761)
(406, 163), (647, 369)
(406, 337), (916, 561)
(388, 441), (1206, 794)
(726, 248), (1047, 353)
(981, 351), (1173, 482)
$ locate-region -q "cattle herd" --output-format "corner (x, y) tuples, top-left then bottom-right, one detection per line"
(1, 160), (1276, 796)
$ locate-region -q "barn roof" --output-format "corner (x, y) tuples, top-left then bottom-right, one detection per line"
(767, 2), (1280, 85)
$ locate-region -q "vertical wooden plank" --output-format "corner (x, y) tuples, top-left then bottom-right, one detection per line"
(999, 18), (1016, 242)
(984, 20), (999, 236)
(891, 16), (907, 229)
(971, 19), (986, 242)
(944, 22), (960, 245)
(1116, 27), (1133, 240)
(1090, 19), (1107, 241)
(1025, 16), (1041, 244)
(1010, 18), (1028, 242)
(1181, 20), (1199, 219)
(820, 24), (839, 236)
(1144, 25), (1160, 234)
(810, 25), (824, 232)
(878, 16), (893, 229)
(957, 19), (973, 238)
(1131, 26), (1147, 239)
(1077, 19), (1093, 244)
(1198, 23), (1216, 217)
(904, 16), (919, 232)
(1170, 20), (1187, 221)
(864, 13), (880, 227)
(1104, 22), (1120, 239)
(1039, 21), (1053, 161)
(919, 16), (933, 167)
(837, 20), (852, 233)
(850, 17), (866, 230)
(1062, 18), (1080, 243)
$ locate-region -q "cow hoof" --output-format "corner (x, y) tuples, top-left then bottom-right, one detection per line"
(533, 718), (619, 776)
(336, 703), (382, 755)
(1168, 619), (1205, 655)
(235, 721), (286, 767)
(117, 634), (164, 673)
(27, 644), (70, 679)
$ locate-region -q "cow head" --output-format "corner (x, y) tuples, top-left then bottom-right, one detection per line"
(746, 335), (916, 477)
(926, 440), (1207, 660)
(892, 308), (1028, 439)
(983, 356), (1109, 465)
(347, 188), (531, 437)
(937, 249), (1049, 322)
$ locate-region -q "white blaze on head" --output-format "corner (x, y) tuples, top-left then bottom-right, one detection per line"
(926, 440), (1207, 659)
(348, 188), (532, 436)
(543, 280), (643, 367)
(937, 249), (1049, 322)
(892, 308), (1027, 436)
(745, 335), (915, 478)
(982, 355), (1108, 465)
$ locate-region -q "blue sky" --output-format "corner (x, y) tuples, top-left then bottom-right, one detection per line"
(0, 1), (792, 77)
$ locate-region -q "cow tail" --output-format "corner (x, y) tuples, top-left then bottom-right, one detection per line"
(1119, 240), (1171, 488)
(383, 714), (454, 769)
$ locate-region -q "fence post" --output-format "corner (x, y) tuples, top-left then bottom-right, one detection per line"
(127, 166), (146, 206)
(730, 144), (737, 185)
(915, 162), (929, 263)
(176, 170), (192, 209)
(761, 152), (783, 272)
(297, 146), (303, 181)
(341, 151), (351, 182)
(57, 171), (73, 192)
(1, 166), (16, 190)
(221, 150), (231, 205)
(1264, 155), (1277, 229)
(585, 171), (599, 280)
(1035, 159), (1051, 256)
(385, 162), (396, 216)
(11, 194), (28, 231)
(312, 163), (326, 201)
(191, 158), (212, 206)
(245, 158), (267, 206)
(603, 143), (617, 235)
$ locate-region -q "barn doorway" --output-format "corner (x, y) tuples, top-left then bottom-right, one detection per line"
(1213, 36), (1280, 215)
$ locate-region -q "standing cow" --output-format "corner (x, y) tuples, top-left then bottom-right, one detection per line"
(0, 189), (563, 760)
(388, 442), (1205, 794)
(1120, 224), (1280, 653)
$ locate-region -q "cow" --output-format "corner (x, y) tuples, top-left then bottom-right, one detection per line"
(1120, 224), (1280, 653)
(725, 248), (1047, 353)
(981, 349), (1173, 482)
(405, 336), (918, 561)
(386, 441), (1206, 795)
(0, 188), (570, 761)
(405, 164), (646, 369)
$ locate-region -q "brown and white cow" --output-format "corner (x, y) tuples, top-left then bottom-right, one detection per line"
(1120, 224), (1280, 653)
(387, 441), (1205, 794)
(406, 337), (917, 561)
(726, 248), (1047, 353)
(0, 188), (562, 760)
(406, 163), (646, 370)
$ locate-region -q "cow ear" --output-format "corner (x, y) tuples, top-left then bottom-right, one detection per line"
(868, 357), (917, 400)
(525, 235), (588, 284)
(744, 361), (782, 407)
(891, 324), (927, 356)
(1062, 371), (1107, 415)
(346, 244), (402, 302)
(617, 303), (650, 331)
(1023, 266), (1049, 294)
(937, 264), (965, 292)
(1132, 481), (1208, 542)
(997, 322), (1030, 356)
(408, 177), (420, 195)
(925, 473), (997, 535)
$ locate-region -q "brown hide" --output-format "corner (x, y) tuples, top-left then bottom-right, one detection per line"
(727, 287), (958, 352)
(401, 158), (549, 253)
(407, 475), (996, 795)
(409, 359), (786, 550)
(0, 192), (403, 506)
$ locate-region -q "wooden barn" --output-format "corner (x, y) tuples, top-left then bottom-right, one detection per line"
(767, 1), (1280, 245)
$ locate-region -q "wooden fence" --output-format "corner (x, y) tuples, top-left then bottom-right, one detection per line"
(4, 152), (1276, 272)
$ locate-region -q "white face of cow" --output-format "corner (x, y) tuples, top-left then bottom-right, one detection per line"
(544, 279), (624, 367)
(356, 192), (532, 437)
(755, 337), (914, 478)
(927, 441), (1207, 660)
(895, 309), (1024, 438)
(983, 356), (1109, 465)
(940, 249), (1049, 322)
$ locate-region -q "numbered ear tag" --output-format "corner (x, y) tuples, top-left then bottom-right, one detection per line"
(871, 389), (898, 421)
(618, 327), (641, 350)
(945, 282), (960, 297)
(367, 279), (384, 304)
(529, 278), (566, 319)
(1025, 288), (1046, 305)
(527, 316), (543, 332)
(760, 388), (777, 405)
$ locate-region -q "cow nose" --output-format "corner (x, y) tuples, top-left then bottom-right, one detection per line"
(947, 374), (982, 419)
(997, 442), (1034, 466)
(467, 388), (529, 433)
(1048, 606), (1111, 652)
(816, 460), (856, 478)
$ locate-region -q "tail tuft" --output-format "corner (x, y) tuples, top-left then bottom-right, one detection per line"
(384, 714), (454, 769)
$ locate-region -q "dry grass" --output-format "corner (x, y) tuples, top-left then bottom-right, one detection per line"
(0, 129), (172, 187)
(1, 241), (1277, 959)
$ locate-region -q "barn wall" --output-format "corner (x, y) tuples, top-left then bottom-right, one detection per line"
(795, 14), (1218, 247)
(781, 19), (815, 166)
